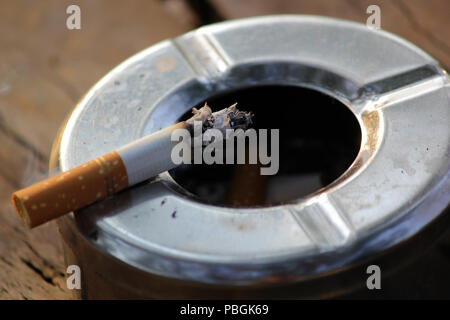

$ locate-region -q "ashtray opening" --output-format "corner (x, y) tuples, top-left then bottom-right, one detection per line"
(169, 85), (361, 207)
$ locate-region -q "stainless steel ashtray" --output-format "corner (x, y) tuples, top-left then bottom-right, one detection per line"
(51, 15), (450, 299)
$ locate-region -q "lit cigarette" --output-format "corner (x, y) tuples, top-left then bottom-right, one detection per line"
(12, 103), (253, 228)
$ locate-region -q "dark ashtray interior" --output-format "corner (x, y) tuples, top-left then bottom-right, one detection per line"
(169, 85), (361, 207)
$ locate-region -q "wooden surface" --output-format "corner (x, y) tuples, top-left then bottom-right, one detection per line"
(0, 0), (449, 299)
(0, 0), (192, 300)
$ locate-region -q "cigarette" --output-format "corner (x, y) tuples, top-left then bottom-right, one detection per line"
(12, 103), (253, 228)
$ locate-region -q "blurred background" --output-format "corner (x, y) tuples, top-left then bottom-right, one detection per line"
(0, 0), (448, 299)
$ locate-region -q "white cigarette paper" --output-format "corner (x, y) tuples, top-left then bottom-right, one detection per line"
(12, 103), (252, 228)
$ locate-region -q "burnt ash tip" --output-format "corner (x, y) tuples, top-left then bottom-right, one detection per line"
(202, 102), (254, 131)
(229, 108), (254, 130)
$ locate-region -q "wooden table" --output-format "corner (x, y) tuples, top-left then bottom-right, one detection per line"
(0, 0), (448, 299)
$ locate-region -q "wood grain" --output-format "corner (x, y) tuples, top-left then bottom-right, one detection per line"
(0, 0), (192, 300)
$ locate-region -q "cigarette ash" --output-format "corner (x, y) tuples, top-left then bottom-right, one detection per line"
(187, 103), (254, 147)
(187, 102), (253, 135)
(204, 103), (253, 132)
